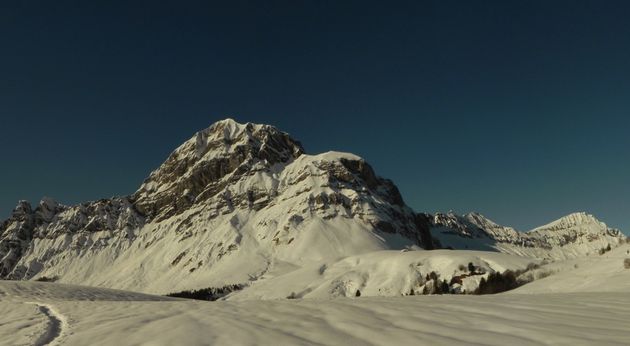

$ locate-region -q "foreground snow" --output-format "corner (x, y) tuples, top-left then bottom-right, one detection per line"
(1, 280), (630, 346)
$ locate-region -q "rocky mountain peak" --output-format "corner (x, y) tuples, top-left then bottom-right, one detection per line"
(35, 197), (65, 223)
(10, 201), (33, 221)
(430, 209), (625, 259)
(529, 212), (608, 233)
(193, 118), (305, 161)
(1, 201), (35, 277)
(132, 119), (305, 220)
(464, 212), (514, 230)
(464, 212), (500, 229)
(555, 212), (601, 225)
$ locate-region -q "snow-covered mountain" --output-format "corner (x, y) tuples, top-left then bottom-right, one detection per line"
(429, 211), (626, 260)
(0, 119), (432, 293)
(0, 118), (625, 294)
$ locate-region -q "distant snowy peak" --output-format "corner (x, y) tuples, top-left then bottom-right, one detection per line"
(463, 212), (520, 239)
(433, 210), (619, 238)
(430, 210), (626, 259)
(429, 212), (518, 240)
(529, 212), (608, 233)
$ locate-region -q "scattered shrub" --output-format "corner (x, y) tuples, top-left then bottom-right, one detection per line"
(421, 272), (451, 295)
(439, 280), (450, 294)
(624, 258), (630, 269)
(355, 290), (361, 297)
(535, 270), (553, 280)
(599, 244), (612, 255)
(35, 276), (59, 282)
(468, 262), (476, 273)
(526, 262), (540, 271)
(426, 271), (439, 282)
(458, 264), (466, 271)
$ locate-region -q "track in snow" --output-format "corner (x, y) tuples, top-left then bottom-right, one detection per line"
(31, 303), (66, 346)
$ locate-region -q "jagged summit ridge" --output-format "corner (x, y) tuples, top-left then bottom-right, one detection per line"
(133, 119), (305, 220)
(191, 118), (304, 160)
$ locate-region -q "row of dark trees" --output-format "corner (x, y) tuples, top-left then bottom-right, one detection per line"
(168, 266), (529, 301)
(166, 284), (244, 301)
(474, 270), (519, 294)
(599, 244), (612, 255)
(419, 268), (525, 296)
(35, 276), (59, 282)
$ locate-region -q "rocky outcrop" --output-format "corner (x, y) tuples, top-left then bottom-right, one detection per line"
(0, 201), (35, 277)
(0, 197), (144, 279)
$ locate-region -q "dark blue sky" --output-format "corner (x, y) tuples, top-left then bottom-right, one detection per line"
(1, 1), (628, 233)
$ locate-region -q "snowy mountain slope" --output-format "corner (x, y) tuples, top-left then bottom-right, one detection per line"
(429, 211), (626, 260)
(228, 249), (536, 300)
(0, 119), (432, 293)
(2, 280), (630, 346)
(511, 242), (630, 294)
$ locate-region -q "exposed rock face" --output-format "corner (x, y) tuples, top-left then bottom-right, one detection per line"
(430, 211), (626, 260)
(133, 120), (304, 221)
(0, 197), (144, 279)
(0, 119), (434, 293)
(0, 201), (35, 277)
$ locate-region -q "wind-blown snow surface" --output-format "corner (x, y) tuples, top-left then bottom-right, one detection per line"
(1, 280), (629, 346)
(0, 281), (175, 346)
